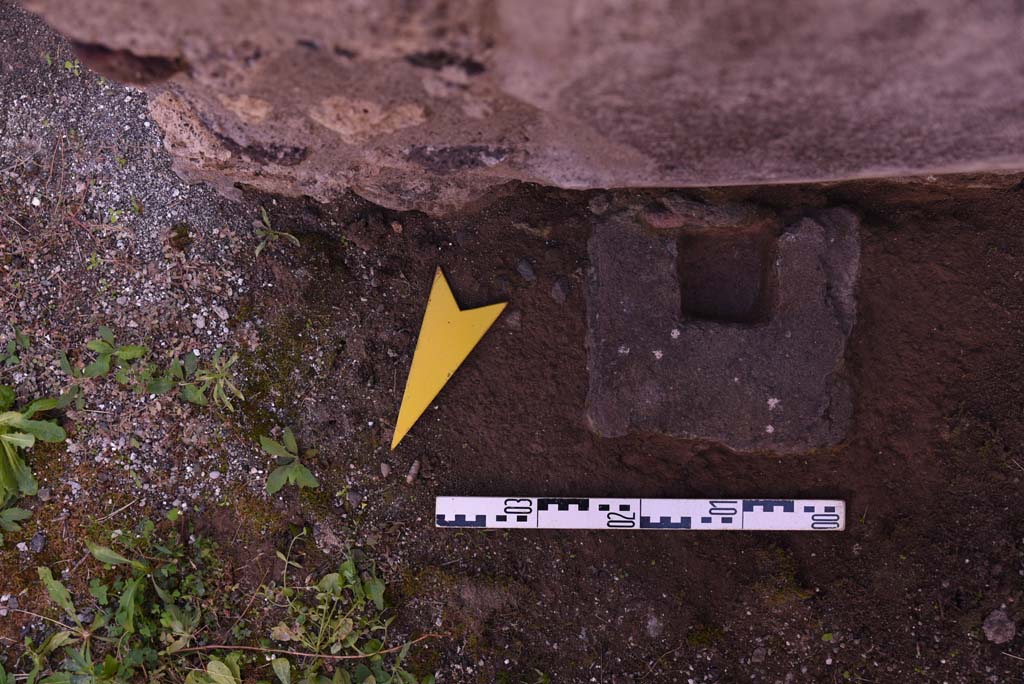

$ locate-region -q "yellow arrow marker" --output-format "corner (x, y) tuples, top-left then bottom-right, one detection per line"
(391, 268), (506, 450)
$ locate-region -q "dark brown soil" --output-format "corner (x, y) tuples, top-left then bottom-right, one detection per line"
(245, 176), (1024, 683)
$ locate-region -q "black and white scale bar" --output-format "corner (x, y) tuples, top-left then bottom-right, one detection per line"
(436, 497), (845, 531)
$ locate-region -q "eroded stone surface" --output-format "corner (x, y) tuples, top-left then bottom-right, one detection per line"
(586, 206), (859, 453)
(23, 0), (1024, 214)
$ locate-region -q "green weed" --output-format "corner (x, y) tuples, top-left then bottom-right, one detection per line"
(81, 326), (148, 380)
(262, 428), (320, 494)
(16, 522), (438, 684)
(23, 518), (222, 682)
(64, 331), (244, 413)
(190, 348), (244, 411)
(262, 530), (434, 683)
(256, 207), (300, 257)
(139, 349), (244, 412)
(1, 327), (29, 366)
(0, 385), (71, 545)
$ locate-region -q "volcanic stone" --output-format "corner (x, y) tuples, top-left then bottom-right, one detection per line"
(585, 206), (859, 453)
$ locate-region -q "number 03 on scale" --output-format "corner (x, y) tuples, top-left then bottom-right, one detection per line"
(436, 497), (845, 531)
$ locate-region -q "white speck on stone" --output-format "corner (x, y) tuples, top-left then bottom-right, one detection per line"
(768, 397), (780, 410)
(670, 328), (680, 339)
(765, 425), (775, 434)
(30, 197), (41, 207)
(617, 345), (630, 355)
(209, 471), (221, 480)
(653, 350), (663, 360)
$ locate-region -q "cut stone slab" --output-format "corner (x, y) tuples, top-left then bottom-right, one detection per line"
(21, 1), (1024, 214)
(585, 206), (859, 453)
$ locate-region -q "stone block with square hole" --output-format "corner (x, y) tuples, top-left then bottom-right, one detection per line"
(585, 205), (859, 453)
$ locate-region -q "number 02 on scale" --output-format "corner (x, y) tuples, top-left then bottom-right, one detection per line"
(436, 497), (845, 531)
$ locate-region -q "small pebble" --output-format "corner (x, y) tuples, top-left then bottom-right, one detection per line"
(983, 608), (1017, 644)
(504, 310), (522, 330)
(550, 277), (570, 304)
(29, 532), (46, 554)
(588, 194), (610, 215)
(380, 463), (391, 478)
(37, 487), (51, 502)
(209, 471), (221, 480)
(406, 459), (421, 485)
(516, 258), (536, 282)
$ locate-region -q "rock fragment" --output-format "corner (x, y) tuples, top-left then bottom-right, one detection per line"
(983, 608), (1017, 644)
(516, 258), (536, 282)
(550, 277), (570, 304)
(586, 207), (860, 452)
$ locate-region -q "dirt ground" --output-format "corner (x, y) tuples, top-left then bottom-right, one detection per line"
(2, 3), (1023, 683)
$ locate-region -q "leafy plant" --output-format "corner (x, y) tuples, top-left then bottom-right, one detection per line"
(1, 327), (29, 366)
(0, 385), (69, 544)
(81, 326), (149, 380)
(63, 336), (243, 414)
(263, 531), (433, 684)
(18, 521), (438, 684)
(141, 350), (199, 396)
(0, 506), (31, 546)
(256, 207), (300, 257)
(262, 428), (319, 494)
(186, 348), (243, 411)
(2, 327), (30, 366)
(63, 58), (81, 76)
(184, 654), (243, 684)
(23, 518), (222, 683)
